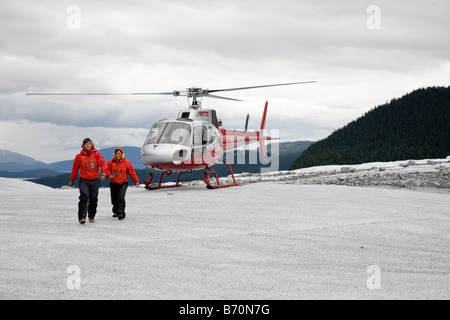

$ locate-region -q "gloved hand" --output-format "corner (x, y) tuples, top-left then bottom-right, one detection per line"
(69, 180), (75, 187)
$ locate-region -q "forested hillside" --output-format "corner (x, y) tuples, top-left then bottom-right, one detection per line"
(290, 86), (450, 169)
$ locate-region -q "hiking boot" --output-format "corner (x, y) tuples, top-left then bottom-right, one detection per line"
(118, 213), (126, 220)
(79, 219), (86, 224)
(89, 218), (95, 223)
(112, 213), (118, 218)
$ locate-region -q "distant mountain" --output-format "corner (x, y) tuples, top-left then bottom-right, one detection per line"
(0, 149), (45, 166)
(0, 146), (146, 175)
(44, 160), (75, 172)
(0, 169), (63, 178)
(0, 162), (45, 172)
(290, 86), (450, 170)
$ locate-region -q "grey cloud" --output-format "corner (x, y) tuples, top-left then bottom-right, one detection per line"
(1, 0), (449, 158)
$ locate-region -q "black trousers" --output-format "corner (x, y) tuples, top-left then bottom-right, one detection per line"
(78, 178), (100, 221)
(110, 182), (128, 216)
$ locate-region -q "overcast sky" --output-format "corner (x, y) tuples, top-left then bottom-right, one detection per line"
(1, 0), (449, 163)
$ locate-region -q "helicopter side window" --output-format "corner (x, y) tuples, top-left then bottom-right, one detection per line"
(193, 125), (203, 146)
(145, 123), (166, 144)
(193, 125), (213, 146)
(206, 125), (216, 144)
(158, 122), (191, 146)
(202, 126), (208, 145)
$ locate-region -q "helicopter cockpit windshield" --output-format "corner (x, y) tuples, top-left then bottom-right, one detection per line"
(145, 122), (191, 146)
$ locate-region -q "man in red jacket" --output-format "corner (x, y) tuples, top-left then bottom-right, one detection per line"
(105, 147), (140, 220)
(70, 138), (107, 224)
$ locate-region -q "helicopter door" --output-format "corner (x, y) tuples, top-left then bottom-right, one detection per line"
(192, 125), (207, 164)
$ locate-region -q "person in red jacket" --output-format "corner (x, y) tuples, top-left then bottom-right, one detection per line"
(70, 138), (107, 224)
(105, 147), (140, 220)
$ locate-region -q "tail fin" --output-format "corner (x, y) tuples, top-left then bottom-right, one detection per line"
(260, 100), (268, 131)
(259, 101), (268, 161)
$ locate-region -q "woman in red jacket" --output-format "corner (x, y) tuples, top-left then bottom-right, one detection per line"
(70, 138), (107, 224)
(105, 147), (140, 220)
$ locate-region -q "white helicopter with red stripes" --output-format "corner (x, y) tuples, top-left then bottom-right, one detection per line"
(138, 82), (316, 189)
(27, 81), (315, 189)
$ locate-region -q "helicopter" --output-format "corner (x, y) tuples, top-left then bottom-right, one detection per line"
(27, 81), (315, 189)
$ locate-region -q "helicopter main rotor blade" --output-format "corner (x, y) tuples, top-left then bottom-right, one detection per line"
(26, 92), (177, 96)
(207, 81), (316, 93)
(26, 81), (316, 100)
(206, 94), (242, 102)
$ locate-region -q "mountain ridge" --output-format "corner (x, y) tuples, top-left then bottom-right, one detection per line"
(0, 149), (45, 166)
(290, 86), (450, 170)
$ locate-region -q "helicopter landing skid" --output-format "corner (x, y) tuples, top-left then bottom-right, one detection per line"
(142, 171), (183, 190)
(203, 161), (241, 189)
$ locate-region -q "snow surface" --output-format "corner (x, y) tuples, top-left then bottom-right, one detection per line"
(0, 159), (449, 300)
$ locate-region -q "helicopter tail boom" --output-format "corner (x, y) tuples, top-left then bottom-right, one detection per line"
(220, 101), (277, 161)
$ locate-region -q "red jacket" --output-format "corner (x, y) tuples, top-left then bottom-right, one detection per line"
(70, 147), (107, 181)
(106, 157), (139, 184)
